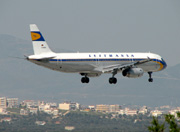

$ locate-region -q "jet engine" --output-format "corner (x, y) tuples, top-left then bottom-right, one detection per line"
(122, 68), (144, 78)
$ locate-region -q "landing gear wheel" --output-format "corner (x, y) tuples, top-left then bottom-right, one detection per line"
(109, 78), (113, 84)
(85, 77), (89, 83)
(148, 78), (153, 82)
(109, 77), (117, 84)
(81, 77), (89, 83)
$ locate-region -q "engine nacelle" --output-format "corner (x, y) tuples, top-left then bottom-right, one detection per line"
(122, 68), (144, 78)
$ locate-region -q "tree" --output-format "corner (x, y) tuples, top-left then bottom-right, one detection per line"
(165, 114), (180, 132)
(148, 116), (165, 132)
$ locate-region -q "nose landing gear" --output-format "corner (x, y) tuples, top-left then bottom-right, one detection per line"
(148, 72), (153, 82)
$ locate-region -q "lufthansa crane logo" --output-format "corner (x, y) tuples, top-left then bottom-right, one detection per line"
(31, 32), (45, 41)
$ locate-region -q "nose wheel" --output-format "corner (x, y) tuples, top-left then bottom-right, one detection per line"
(148, 72), (153, 82)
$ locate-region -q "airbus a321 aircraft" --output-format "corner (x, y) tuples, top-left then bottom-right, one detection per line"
(27, 24), (167, 84)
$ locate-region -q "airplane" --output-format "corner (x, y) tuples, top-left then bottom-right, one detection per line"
(27, 24), (167, 84)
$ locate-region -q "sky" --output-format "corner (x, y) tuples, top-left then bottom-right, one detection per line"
(1, 0), (180, 66)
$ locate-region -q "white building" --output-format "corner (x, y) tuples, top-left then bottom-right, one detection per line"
(138, 106), (148, 115)
(0, 108), (7, 114)
(7, 98), (18, 108)
(88, 105), (95, 110)
(150, 110), (163, 117)
(124, 108), (138, 116)
(21, 100), (38, 108)
(109, 105), (120, 113)
(59, 103), (71, 110)
(0, 97), (7, 108)
(118, 109), (125, 115)
(59, 102), (80, 110)
(126, 110), (138, 116)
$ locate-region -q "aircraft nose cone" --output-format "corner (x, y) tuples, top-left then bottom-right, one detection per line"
(163, 60), (167, 70)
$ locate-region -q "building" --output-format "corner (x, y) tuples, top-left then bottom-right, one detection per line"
(20, 109), (29, 115)
(0, 108), (7, 114)
(29, 108), (38, 114)
(59, 102), (80, 110)
(39, 104), (45, 111)
(21, 100), (38, 108)
(59, 102), (71, 110)
(88, 105), (95, 110)
(139, 106), (148, 115)
(124, 108), (138, 116)
(109, 105), (120, 113)
(52, 109), (59, 116)
(150, 110), (163, 117)
(96, 104), (109, 112)
(7, 98), (18, 108)
(126, 110), (138, 116)
(65, 126), (75, 131)
(0, 97), (7, 108)
(118, 109), (125, 115)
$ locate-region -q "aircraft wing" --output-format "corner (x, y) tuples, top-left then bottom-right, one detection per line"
(102, 57), (153, 73)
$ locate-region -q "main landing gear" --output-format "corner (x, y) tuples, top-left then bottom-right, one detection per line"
(109, 70), (117, 84)
(148, 72), (153, 82)
(81, 77), (89, 83)
(109, 77), (117, 84)
(81, 74), (90, 83)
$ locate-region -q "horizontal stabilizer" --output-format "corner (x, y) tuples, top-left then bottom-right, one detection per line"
(28, 54), (56, 60)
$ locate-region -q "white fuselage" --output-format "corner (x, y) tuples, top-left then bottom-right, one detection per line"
(29, 52), (167, 75)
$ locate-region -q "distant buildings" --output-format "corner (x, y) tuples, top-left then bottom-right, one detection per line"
(0, 97), (18, 109)
(2, 96), (180, 119)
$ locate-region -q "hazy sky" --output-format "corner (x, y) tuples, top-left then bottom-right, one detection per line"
(1, 0), (180, 66)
